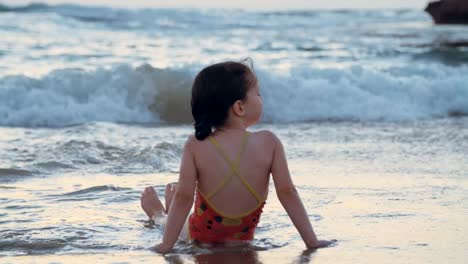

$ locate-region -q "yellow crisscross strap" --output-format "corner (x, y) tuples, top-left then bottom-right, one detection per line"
(203, 132), (247, 199)
(203, 135), (243, 199)
(206, 131), (264, 203)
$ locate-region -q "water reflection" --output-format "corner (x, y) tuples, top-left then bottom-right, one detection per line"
(164, 249), (261, 264)
(296, 248), (317, 264)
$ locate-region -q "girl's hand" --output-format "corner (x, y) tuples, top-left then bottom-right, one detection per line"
(308, 239), (337, 249)
(153, 243), (172, 254)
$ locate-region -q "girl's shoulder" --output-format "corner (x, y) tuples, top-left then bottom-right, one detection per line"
(185, 130), (280, 150)
(249, 130), (278, 142)
(249, 129), (279, 143)
(247, 130), (282, 154)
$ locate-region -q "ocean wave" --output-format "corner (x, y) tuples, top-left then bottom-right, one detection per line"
(62, 185), (131, 196)
(353, 213), (416, 218)
(0, 3), (427, 31)
(0, 136), (183, 176)
(0, 3), (50, 13)
(33, 161), (76, 170)
(0, 63), (467, 127)
(259, 63), (468, 122)
(0, 168), (35, 182)
(0, 239), (66, 251)
(0, 3), (215, 30)
(29, 138), (183, 174)
(0, 64), (193, 127)
(0, 168), (34, 176)
(0, 3), (142, 31)
(0, 237), (125, 253)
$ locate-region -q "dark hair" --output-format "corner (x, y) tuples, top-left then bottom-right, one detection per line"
(191, 59), (257, 140)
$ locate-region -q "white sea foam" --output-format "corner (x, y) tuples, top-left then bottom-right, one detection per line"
(259, 64), (468, 122)
(0, 64), (194, 127)
(0, 63), (467, 127)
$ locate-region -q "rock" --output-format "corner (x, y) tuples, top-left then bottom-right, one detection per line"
(425, 0), (468, 24)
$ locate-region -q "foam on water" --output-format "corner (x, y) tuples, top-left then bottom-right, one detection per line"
(259, 63), (468, 122)
(0, 64), (193, 127)
(1, 63), (467, 127)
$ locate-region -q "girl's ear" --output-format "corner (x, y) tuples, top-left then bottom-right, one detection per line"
(232, 100), (245, 117)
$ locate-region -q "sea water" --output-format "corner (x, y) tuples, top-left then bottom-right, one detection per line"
(0, 3), (467, 264)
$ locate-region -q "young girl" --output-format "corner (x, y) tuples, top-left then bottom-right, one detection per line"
(140, 60), (334, 253)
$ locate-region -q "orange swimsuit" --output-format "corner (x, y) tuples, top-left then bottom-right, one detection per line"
(188, 132), (266, 244)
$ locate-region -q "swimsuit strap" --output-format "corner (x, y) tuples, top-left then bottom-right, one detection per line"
(207, 131), (264, 203)
(204, 132), (248, 199)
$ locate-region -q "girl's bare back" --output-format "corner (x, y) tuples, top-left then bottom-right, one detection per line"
(191, 130), (275, 216)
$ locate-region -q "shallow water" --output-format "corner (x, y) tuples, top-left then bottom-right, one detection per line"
(1, 119), (467, 263)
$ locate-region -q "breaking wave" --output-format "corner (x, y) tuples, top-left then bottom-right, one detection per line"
(0, 63), (467, 127)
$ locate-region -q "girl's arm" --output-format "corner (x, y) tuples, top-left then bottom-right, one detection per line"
(270, 133), (332, 249)
(154, 136), (197, 254)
